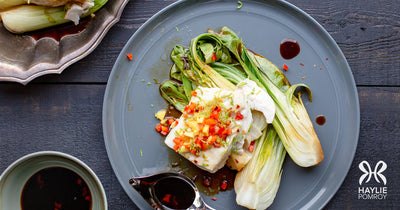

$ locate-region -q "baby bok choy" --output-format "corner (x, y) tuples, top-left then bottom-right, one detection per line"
(215, 27), (324, 167)
(0, 0), (107, 33)
(1, 5), (69, 33)
(234, 127), (286, 209)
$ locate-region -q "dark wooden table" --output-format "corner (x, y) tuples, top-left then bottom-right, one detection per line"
(1, 0), (399, 209)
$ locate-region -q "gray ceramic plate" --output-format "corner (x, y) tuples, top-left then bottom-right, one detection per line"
(0, 0), (128, 85)
(103, 0), (360, 209)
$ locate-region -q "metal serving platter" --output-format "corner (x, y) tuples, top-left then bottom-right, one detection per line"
(0, 0), (129, 85)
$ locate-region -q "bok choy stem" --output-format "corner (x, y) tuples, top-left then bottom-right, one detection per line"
(235, 126), (286, 210)
(0, 0), (108, 33)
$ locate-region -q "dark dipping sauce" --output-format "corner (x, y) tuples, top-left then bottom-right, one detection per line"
(280, 38), (300, 59)
(21, 167), (92, 210)
(154, 177), (195, 209)
(315, 115), (326, 126)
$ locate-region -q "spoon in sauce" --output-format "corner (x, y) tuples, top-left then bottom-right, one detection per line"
(129, 172), (215, 210)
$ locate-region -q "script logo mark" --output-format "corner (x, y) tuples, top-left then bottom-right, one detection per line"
(358, 160), (387, 185)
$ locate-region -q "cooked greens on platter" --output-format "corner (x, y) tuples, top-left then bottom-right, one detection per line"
(155, 27), (324, 209)
(0, 0), (107, 33)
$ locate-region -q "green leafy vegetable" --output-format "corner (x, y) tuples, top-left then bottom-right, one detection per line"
(0, 0), (108, 33)
(158, 26), (323, 209)
(159, 80), (189, 112)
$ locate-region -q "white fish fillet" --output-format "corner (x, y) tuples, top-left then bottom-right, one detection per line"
(165, 79), (275, 173)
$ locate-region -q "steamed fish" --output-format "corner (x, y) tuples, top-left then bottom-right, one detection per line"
(165, 79), (275, 173)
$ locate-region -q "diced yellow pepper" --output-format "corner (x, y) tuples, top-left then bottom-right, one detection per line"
(203, 124), (210, 135)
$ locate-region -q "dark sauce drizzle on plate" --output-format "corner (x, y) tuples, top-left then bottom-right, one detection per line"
(168, 150), (236, 196)
(315, 115), (326, 126)
(280, 38), (300, 59)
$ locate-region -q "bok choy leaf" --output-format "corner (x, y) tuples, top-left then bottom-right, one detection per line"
(159, 80), (189, 112)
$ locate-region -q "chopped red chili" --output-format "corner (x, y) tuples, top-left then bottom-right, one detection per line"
(155, 123), (162, 132)
(162, 194), (171, 203)
(127, 54), (133, 60)
(203, 176), (211, 187)
(191, 90), (197, 97)
(220, 180), (228, 190)
(54, 202), (62, 209)
(167, 118), (174, 125)
(248, 140), (255, 152)
(283, 63), (288, 71)
(235, 111), (244, 120)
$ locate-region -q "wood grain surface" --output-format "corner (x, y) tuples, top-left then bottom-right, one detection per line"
(1, 0), (399, 209)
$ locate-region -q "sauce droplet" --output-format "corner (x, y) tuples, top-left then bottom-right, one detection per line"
(315, 115), (326, 126)
(280, 39), (300, 60)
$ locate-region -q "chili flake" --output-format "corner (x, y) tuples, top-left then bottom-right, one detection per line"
(220, 180), (228, 190)
(248, 140), (255, 152)
(283, 63), (288, 71)
(212, 53), (217, 61)
(235, 111), (244, 120)
(127, 54), (133, 60)
(191, 90), (197, 97)
(203, 176), (211, 187)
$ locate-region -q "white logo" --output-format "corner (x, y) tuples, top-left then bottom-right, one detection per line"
(358, 160), (387, 185)
(357, 160), (388, 200)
